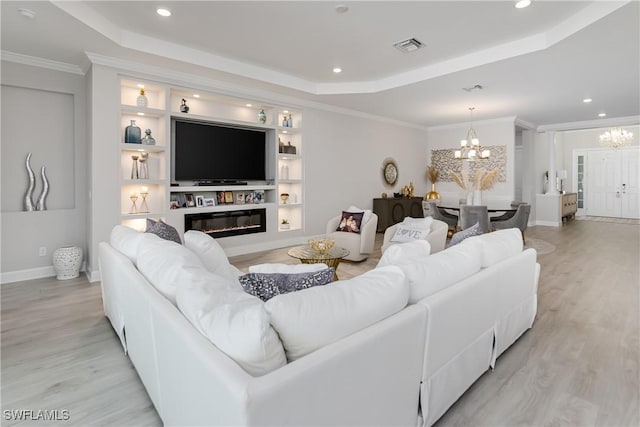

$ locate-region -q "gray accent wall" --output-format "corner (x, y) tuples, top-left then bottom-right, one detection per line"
(0, 61), (87, 279)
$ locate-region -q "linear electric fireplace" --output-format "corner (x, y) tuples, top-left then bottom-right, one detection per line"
(185, 209), (266, 238)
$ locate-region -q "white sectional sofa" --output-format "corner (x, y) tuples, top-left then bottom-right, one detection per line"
(99, 226), (539, 426)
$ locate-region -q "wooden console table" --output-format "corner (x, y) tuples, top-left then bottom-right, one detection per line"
(373, 197), (424, 232)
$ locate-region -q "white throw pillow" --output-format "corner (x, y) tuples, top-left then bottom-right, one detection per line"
(249, 263), (328, 274)
(176, 268), (287, 376)
(463, 228), (523, 267)
(136, 233), (205, 305)
(184, 230), (240, 284)
(403, 241), (483, 303)
(347, 205), (373, 225)
(110, 225), (143, 263)
(391, 225), (429, 243)
(402, 216), (433, 231)
(265, 266), (409, 361)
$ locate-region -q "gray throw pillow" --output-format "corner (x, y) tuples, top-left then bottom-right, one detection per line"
(449, 222), (483, 246)
(239, 268), (335, 301)
(146, 218), (182, 244)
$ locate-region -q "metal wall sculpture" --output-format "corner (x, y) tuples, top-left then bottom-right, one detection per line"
(431, 145), (507, 182)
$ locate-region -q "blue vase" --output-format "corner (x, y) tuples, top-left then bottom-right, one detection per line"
(125, 120), (141, 144)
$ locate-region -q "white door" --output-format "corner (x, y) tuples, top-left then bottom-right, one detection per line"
(586, 147), (640, 219)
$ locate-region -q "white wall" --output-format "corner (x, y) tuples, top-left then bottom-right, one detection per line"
(426, 118), (516, 205)
(0, 61), (87, 283)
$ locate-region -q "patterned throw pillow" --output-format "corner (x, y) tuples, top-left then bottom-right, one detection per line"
(239, 268), (335, 301)
(391, 225), (429, 243)
(449, 222), (483, 246)
(336, 211), (364, 234)
(146, 218), (182, 244)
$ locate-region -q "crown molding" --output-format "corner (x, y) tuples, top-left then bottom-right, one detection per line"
(514, 118), (537, 130)
(85, 52), (429, 132)
(427, 116), (517, 132)
(537, 116), (640, 132)
(53, 1), (630, 96)
(1, 50), (85, 75)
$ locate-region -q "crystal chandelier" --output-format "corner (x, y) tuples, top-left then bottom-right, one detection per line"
(454, 107), (490, 160)
(599, 127), (634, 149)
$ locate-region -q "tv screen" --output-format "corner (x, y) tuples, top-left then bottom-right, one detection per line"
(173, 120), (266, 182)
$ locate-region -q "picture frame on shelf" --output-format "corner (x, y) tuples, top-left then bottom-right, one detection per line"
(253, 190), (264, 204)
(204, 198), (215, 207)
(245, 192), (254, 204)
(224, 192), (234, 204)
(176, 193), (187, 208)
(170, 200), (180, 210)
(216, 192), (225, 205)
(185, 193), (195, 207)
(195, 195), (204, 207)
(236, 193), (245, 204)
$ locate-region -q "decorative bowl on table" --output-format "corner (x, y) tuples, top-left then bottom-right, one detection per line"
(308, 238), (335, 256)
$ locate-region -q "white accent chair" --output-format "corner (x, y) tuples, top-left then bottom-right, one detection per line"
(381, 219), (448, 254)
(326, 213), (379, 261)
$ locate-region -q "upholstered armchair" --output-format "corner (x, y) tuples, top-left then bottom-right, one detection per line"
(326, 213), (379, 262)
(381, 219), (448, 254)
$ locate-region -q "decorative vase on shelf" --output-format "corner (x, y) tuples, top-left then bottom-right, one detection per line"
(125, 120), (141, 144)
(138, 153), (149, 179)
(180, 98), (189, 113)
(280, 163), (289, 180)
(52, 246), (83, 280)
(288, 114), (293, 127)
(136, 88), (148, 108)
(473, 190), (483, 206)
(258, 109), (267, 124)
(141, 129), (156, 145)
(466, 191), (473, 205)
(131, 155), (139, 179)
(425, 184), (440, 200)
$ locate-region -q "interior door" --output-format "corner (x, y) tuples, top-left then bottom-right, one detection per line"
(621, 148), (640, 218)
(587, 150), (621, 217)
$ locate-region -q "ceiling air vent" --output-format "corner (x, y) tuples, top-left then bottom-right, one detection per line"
(393, 38), (424, 53)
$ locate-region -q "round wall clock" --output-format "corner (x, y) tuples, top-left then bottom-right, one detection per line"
(382, 159), (398, 185)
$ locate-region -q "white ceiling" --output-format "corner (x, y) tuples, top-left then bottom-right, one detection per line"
(1, 1), (639, 127)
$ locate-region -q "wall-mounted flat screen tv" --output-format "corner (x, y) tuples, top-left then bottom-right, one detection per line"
(172, 119), (267, 183)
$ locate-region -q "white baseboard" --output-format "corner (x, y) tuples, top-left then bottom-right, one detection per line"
(1, 262), (88, 285)
(535, 220), (562, 227)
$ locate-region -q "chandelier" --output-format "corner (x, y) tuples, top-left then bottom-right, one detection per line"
(599, 127), (633, 149)
(454, 107), (490, 160)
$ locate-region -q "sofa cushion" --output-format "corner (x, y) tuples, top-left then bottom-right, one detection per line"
(463, 228), (523, 267)
(176, 269), (287, 377)
(184, 230), (240, 284)
(136, 233), (205, 305)
(265, 266), (409, 361)
(146, 218), (181, 244)
(336, 211), (364, 233)
(378, 239), (432, 267)
(249, 263), (328, 274)
(449, 222), (483, 246)
(239, 268), (335, 301)
(110, 225), (143, 263)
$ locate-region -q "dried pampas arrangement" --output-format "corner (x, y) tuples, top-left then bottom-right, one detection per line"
(451, 169), (469, 191)
(473, 168), (500, 190)
(427, 165), (439, 184)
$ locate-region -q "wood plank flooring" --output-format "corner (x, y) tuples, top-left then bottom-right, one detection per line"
(1, 220), (638, 426)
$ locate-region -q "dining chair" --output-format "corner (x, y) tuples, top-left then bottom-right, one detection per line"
(491, 203), (531, 242)
(459, 205), (490, 234)
(423, 201), (458, 235)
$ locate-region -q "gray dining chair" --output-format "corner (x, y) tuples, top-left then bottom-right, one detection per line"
(423, 201), (458, 235)
(491, 203), (531, 242)
(459, 205), (490, 234)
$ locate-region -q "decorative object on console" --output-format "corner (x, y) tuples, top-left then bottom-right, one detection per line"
(35, 166), (49, 211)
(599, 127), (633, 149)
(382, 158), (398, 185)
(336, 211), (364, 233)
(130, 155), (139, 179)
(180, 98), (189, 113)
(258, 109), (267, 124)
(146, 218), (181, 244)
(125, 120), (142, 144)
(401, 182), (414, 198)
(280, 193), (289, 204)
(129, 192), (138, 214)
(239, 268), (335, 302)
(141, 129), (156, 145)
(139, 187), (150, 213)
(454, 107), (490, 160)
(308, 238), (335, 255)
(23, 152), (36, 211)
(425, 165), (440, 200)
(136, 88), (148, 108)
(138, 152), (149, 179)
(52, 246), (83, 280)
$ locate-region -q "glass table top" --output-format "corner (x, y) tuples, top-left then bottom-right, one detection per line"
(288, 245), (350, 261)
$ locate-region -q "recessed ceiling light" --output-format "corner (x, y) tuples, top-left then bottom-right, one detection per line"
(282, 130), (288, 134)
(515, 0), (531, 9)
(137, 112), (145, 116)
(598, 112), (607, 117)
(156, 8), (171, 17)
(18, 8), (36, 19)
(193, 94), (200, 98)
(583, 98), (592, 103)
(245, 103), (252, 107)
(283, 110), (289, 114)
(335, 5), (349, 14)
(333, 67), (342, 74)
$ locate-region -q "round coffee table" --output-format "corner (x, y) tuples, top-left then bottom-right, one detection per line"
(287, 245), (350, 280)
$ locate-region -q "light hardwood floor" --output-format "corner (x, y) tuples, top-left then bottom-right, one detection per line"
(1, 220), (638, 426)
